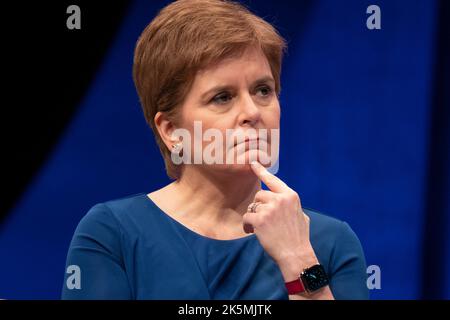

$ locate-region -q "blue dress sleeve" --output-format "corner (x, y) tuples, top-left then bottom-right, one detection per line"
(61, 203), (132, 299)
(328, 221), (369, 300)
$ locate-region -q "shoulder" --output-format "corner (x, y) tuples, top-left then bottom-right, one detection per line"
(303, 207), (353, 238)
(67, 193), (150, 263)
(83, 192), (155, 224)
(303, 207), (366, 270)
(73, 193), (151, 244)
(78, 193), (144, 226)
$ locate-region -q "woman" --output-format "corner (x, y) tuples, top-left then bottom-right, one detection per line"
(62, 0), (368, 300)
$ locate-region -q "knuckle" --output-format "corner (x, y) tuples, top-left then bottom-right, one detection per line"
(272, 195), (281, 204)
(258, 217), (268, 228)
(255, 190), (265, 199)
(304, 213), (310, 222)
(279, 193), (292, 204)
(243, 213), (253, 224)
(266, 202), (277, 212)
(258, 212), (270, 225)
(287, 191), (299, 202)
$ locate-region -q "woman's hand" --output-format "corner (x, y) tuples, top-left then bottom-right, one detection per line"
(243, 161), (319, 283)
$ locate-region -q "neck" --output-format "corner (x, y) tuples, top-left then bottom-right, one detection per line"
(170, 165), (261, 225)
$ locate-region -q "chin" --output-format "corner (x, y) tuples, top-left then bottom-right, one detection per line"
(212, 164), (256, 178)
(210, 151), (274, 174)
(235, 150), (273, 168)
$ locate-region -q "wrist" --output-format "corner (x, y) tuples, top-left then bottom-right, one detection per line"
(277, 247), (319, 282)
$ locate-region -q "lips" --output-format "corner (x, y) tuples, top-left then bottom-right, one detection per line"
(231, 138), (270, 154)
(235, 137), (260, 147)
(227, 131), (269, 150)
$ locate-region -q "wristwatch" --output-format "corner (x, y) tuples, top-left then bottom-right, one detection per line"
(285, 264), (329, 294)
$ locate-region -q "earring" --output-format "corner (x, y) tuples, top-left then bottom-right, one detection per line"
(172, 142), (182, 154)
(171, 142), (183, 165)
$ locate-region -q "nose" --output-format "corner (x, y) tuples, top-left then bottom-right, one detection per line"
(237, 93), (261, 127)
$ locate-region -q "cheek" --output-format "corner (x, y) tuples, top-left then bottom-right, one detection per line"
(262, 104), (281, 128)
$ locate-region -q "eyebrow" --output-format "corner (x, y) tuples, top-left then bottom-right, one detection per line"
(200, 76), (275, 101)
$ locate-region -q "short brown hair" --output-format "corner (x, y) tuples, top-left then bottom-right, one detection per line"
(133, 0), (286, 179)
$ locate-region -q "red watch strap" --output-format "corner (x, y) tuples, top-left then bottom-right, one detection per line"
(285, 278), (305, 294)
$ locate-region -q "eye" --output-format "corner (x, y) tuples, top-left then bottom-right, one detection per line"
(255, 85), (273, 98)
(211, 92), (233, 105)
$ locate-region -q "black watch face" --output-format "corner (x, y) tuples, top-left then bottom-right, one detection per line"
(301, 264), (329, 292)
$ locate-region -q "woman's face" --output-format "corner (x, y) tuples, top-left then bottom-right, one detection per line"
(176, 46), (280, 175)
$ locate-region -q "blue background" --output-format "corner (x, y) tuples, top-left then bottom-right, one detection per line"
(0, 0), (448, 299)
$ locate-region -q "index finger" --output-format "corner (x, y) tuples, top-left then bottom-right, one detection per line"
(250, 161), (289, 193)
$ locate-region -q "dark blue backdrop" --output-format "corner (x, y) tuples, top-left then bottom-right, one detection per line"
(0, 0), (448, 299)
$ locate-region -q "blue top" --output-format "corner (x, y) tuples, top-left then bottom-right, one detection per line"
(61, 193), (369, 300)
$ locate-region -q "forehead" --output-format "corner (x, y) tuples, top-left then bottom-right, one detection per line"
(193, 47), (272, 87)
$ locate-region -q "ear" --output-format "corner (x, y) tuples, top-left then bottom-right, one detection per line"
(154, 111), (178, 151)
